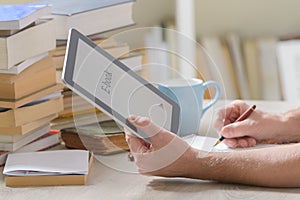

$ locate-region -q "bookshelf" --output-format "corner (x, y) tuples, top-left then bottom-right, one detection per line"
(195, 0), (300, 38)
(124, 0), (300, 101)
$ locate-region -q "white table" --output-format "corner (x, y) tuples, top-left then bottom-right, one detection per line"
(1, 100), (300, 200)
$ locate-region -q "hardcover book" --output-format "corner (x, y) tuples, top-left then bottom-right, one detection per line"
(0, 97), (63, 128)
(0, 19), (56, 69)
(39, 0), (135, 39)
(0, 3), (51, 30)
(0, 56), (57, 100)
(61, 120), (129, 155)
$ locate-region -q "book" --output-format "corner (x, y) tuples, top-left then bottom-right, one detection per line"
(226, 33), (250, 99)
(0, 22), (36, 37)
(0, 29), (19, 36)
(15, 130), (61, 152)
(51, 42), (130, 70)
(39, 0), (135, 40)
(61, 120), (129, 155)
(53, 45), (140, 71)
(0, 53), (48, 75)
(49, 37), (120, 57)
(257, 37), (282, 100)
(0, 97), (63, 128)
(242, 38), (261, 99)
(58, 90), (101, 118)
(119, 53), (143, 71)
(0, 57), (57, 100)
(0, 83), (63, 109)
(0, 125), (50, 151)
(0, 55), (53, 83)
(0, 114), (57, 135)
(276, 40), (300, 102)
(0, 19), (56, 69)
(0, 130), (61, 167)
(201, 36), (239, 99)
(51, 110), (112, 130)
(4, 150), (93, 187)
(0, 4), (51, 30)
(0, 0), (35, 3)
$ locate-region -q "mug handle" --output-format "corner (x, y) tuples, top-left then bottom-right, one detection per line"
(202, 81), (221, 114)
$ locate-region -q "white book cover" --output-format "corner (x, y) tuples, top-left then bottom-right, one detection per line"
(0, 19), (56, 69)
(3, 150), (89, 176)
(257, 38), (282, 100)
(38, 0), (134, 15)
(226, 33), (250, 99)
(0, 4), (51, 30)
(0, 125), (50, 145)
(0, 53), (48, 74)
(276, 40), (300, 102)
(40, 0), (135, 40)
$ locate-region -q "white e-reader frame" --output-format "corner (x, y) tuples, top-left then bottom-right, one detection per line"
(62, 29), (180, 140)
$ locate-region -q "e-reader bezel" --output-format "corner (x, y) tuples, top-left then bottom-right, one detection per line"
(62, 29), (180, 140)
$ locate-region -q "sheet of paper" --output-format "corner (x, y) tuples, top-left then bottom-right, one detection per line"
(183, 135), (277, 152)
(3, 150), (89, 176)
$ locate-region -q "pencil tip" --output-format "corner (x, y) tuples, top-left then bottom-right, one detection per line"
(213, 140), (220, 147)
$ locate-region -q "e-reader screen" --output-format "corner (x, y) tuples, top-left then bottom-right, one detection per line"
(62, 29), (180, 140)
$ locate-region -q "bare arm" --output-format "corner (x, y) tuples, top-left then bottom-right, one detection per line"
(125, 115), (300, 188)
(188, 144), (300, 187)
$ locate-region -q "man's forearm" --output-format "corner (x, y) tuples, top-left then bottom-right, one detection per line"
(284, 109), (300, 142)
(188, 143), (300, 187)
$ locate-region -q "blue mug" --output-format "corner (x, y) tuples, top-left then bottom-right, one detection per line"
(158, 78), (221, 136)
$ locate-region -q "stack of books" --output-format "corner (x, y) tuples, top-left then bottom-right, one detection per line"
(0, 3), (64, 166)
(60, 120), (129, 155)
(43, 0), (144, 130)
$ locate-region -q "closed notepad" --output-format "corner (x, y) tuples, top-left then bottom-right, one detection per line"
(3, 150), (93, 187)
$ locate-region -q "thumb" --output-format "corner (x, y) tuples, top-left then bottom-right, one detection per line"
(220, 120), (256, 139)
(127, 115), (171, 145)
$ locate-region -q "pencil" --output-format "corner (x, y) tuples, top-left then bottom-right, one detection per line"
(213, 105), (256, 146)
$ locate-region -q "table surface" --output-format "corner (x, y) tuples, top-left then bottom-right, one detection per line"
(1, 100), (300, 200)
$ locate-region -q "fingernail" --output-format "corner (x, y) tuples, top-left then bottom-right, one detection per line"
(136, 116), (147, 124)
(128, 115), (137, 122)
(224, 139), (236, 148)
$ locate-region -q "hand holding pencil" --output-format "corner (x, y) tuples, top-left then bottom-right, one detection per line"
(214, 105), (256, 146)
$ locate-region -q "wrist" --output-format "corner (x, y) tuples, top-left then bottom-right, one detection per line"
(282, 110), (300, 142)
(183, 148), (217, 180)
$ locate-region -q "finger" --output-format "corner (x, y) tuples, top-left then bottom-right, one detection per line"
(214, 105), (233, 131)
(237, 138), (248, 148)
(220, 119), (256, 139)
(124, 129), (149, 153)
(235, 137), (257, 148)
(128, 115), (174, 144)
(223, 137), (257, 148)
(214, 102), (248, 131)
(246, 137), (257, 147)
(223, 138), (238, 148)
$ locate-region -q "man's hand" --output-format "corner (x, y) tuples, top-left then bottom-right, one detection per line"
(125, 115), (196, 177)
(214, 100), (289, 148)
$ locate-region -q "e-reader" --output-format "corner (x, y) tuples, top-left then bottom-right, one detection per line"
(61, 29), (180, 141)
